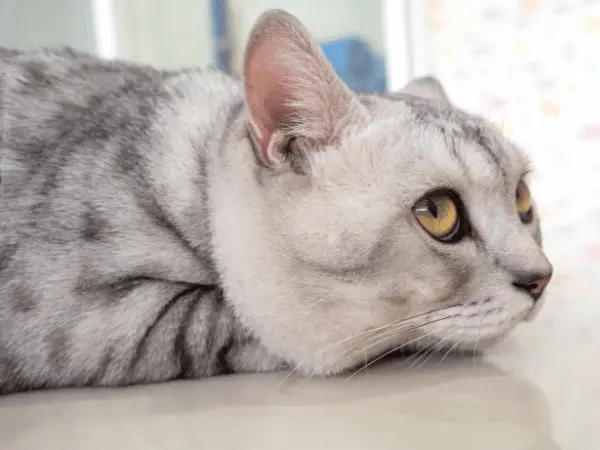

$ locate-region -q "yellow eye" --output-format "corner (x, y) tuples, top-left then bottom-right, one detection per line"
(413, 192), (462, 241)
(516, 180), (533, 222)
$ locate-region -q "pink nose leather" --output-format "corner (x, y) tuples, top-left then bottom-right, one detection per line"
(513, 272), (552, 301)
(524, 276), (552, 322)
(528, 275), (551, 297)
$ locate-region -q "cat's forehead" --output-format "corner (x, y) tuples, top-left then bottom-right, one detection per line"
(328, 92), (533, 204)
(363, 92), (504, 144)
(357, 92), (530, 179)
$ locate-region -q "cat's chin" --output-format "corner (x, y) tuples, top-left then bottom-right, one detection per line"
(305, 301), (533, 376)
(326, 334), (510, 376)
(413, 321), (523, 354)
(278, 326), (519, 378)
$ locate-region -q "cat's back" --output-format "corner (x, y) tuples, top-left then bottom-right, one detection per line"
(1, 46), (243, 297)
(1, 46), (243, 210)
(1, 45), (242, 264)
(1, 47), (239, 186)
(1, 46), (172, 146)
(0, 49), (243, 392)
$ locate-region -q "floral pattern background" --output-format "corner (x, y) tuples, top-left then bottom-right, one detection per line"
(427, 0), (600, 232)
(423, 1), (600, 447)
(425, 0), (600, 321)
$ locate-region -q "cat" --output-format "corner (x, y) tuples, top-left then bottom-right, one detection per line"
(0, 9), (552, 395)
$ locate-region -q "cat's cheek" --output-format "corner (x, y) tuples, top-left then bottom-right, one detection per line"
(284, 223), (381, 272)
(379, 234), (471, 306)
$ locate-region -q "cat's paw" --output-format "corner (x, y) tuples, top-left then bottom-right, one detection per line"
(226, 338), (289, 374)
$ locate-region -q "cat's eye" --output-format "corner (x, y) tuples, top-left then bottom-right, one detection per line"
(413, 191), (465, 242)
(516, 180), (533, 223)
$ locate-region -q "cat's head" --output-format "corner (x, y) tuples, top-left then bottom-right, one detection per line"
(213, 10), (553, 375)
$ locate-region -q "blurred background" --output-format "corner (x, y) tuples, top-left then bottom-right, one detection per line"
(1, 0), (600, 251)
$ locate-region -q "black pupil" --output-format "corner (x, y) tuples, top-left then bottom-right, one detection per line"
(427, 199), (438, 218)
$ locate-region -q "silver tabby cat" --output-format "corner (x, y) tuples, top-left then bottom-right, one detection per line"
(0, 10), (552, 394)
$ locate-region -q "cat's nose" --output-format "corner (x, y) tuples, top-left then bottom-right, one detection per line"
(512, 271), (553, 301)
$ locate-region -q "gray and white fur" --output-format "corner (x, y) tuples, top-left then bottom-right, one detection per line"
(0, 10), (552, 395)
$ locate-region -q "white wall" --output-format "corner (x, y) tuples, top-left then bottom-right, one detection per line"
(111, 0), (213, 69)
(0, 0), (385, 73)
(227, 0), (384, 72)
(0, 0), (96, 51)
(110, 0), (384, 72)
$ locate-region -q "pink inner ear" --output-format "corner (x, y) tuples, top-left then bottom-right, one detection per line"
(244, 11), (358, 165)
(245, 38), (296, 162)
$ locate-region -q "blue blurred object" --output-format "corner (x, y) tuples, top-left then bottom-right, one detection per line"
(210, 0), (230, 72)
(320, 37), (387, 93)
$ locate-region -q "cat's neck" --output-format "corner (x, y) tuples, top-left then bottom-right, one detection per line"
(207, 112), (295, 352)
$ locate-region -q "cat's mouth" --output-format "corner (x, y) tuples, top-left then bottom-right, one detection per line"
(524, 293), (547, 322)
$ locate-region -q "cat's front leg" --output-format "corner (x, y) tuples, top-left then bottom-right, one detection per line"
(224, 332), (289, 374)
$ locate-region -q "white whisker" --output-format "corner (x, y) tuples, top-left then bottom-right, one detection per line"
(324, 316), (436, 372)
(396, 302), (470, 372)
(342, 315), (454, 382)
(436, 335), (466, 367)
(398, 345), (434, 374)
(274, 305), (457, 390)
(409, 324), (464, 372)
(472, 298), (487, 366)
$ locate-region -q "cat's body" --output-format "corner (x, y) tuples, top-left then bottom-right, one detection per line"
(0, 47), (283, 393)
(0, 11), (552, 395)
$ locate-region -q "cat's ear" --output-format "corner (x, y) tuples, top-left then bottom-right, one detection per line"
(399, 76), (450, 104)
(243, 9), (362, 168)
